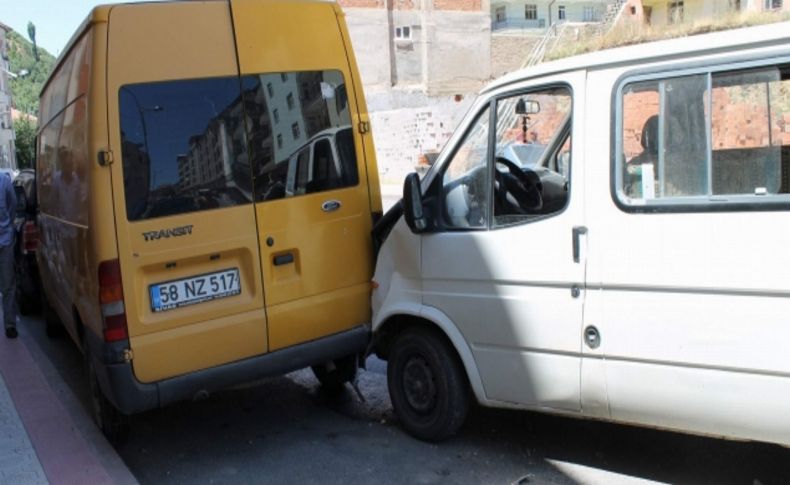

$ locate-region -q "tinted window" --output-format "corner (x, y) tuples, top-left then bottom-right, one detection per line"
(244, 70), (359, 202)
(119, 77), (253, 221)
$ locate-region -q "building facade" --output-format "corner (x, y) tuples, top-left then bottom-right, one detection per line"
(623, 0), (789, 26)
(339, 0), (492, 94)
(491, 0), (610, 30)
(0, 22), (16, 170)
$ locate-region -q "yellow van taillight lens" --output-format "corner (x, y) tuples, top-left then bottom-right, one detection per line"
(98, 259), (129, 342)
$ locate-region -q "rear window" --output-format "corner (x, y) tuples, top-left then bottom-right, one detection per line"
(119, 69), (359, 220)
(243, 70), (359, 202)
(119, 76), (253, 221)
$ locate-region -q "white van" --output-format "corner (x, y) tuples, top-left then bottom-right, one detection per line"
(371, 21), (790, 445)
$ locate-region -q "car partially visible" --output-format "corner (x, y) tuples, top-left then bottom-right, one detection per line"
(12, 169), (40, 316)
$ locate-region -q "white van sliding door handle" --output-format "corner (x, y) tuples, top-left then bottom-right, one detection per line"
(572, 226), (587, 263)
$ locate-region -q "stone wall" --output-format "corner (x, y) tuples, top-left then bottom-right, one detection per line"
(365, 90), (476, 183)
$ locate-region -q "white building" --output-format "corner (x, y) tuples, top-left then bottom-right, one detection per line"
(0, 22), (17, 170)
(491, 0), (611, 31)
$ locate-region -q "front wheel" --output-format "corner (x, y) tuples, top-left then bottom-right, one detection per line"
(387, 327), (470, 442)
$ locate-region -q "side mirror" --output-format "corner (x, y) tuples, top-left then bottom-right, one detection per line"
(402, 172), (427, 233)
(515, 98), (540, 115)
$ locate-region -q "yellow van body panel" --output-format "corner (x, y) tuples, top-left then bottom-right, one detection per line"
(105, 1), (267, 383)
(37, 27), (101, 345)
(38, 0), (378, 394)
(84, 20), (119, 343)
(232, 0), (375, 351)
(334, 7), (383, 215)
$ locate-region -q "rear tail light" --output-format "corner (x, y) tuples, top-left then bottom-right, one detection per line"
(99, 259), (129, 342)
(22, 221), (38, 253)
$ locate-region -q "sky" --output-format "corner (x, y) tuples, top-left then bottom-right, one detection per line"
(0, 0), (158, 56)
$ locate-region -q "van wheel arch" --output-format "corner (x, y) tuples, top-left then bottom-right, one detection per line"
(374, 315), (465, 371)
(381, 319), (472, 441)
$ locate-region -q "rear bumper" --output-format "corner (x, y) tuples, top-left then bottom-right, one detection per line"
(88, 324), (370, 415)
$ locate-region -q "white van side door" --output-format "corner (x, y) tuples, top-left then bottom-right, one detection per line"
(422, 72), (586, 411)
(588, 56), (790, 444)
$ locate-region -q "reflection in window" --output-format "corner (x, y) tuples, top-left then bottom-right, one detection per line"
(119, 77), (253, 221)
(244, 70), (359, 202)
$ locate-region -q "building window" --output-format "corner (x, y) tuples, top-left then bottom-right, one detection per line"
(525, 4), (537, 20)
(273, 108), (279, 124)
(277, 134), (283, 149)
(395, 26), (412, 40)
(291, 122), (300, 140)
(266, 82), (274, 97)
(729, 0), (741, 10)
(286, 93), (295, 110)
(495, 6), (506, 23)
(281, 73), (288, 82)
(764, 0), (782, 9)
(583, 6), (597, 21)
(558, 5), (566, 20)
(668, 1), (684, 24)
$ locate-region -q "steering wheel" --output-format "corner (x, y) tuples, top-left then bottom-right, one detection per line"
(494, 157), (543, 214)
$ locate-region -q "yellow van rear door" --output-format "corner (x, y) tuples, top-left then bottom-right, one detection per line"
(106, 1), (267, 383)
(231, 0), (374, 351)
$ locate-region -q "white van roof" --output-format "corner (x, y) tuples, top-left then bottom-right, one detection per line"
(483, 20), (790, 94)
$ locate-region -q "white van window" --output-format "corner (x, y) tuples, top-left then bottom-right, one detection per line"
(440, 106), (491, 229)
(618, 64), (790, 208)
(119, 76), (254, 221)
(493, 87), (571, 227)
(245, 70), (359, 201)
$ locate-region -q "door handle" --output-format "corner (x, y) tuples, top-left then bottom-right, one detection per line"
(572, 226), (587, 263)
(273, 253), (294, 266)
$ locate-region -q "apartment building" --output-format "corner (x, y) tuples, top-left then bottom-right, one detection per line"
(491, 0), (610, 30)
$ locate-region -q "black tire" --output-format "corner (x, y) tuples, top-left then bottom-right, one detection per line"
(40, 292), (60, 339)
(16, 288), (35, 316)
(83, 344), (130, 444)
(387, 327), (470, 442)
(311, 354), (358, 393)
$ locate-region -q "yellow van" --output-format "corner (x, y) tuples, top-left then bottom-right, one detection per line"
(35, 0), (381, 440)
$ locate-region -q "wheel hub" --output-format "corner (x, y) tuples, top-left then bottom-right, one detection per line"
(402, 356), (437, 414)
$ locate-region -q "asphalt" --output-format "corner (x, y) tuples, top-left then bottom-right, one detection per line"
(0, 316), (137, 485)
(0, 185), (404, 485)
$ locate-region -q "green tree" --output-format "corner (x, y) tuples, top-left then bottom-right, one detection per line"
(6, 30), (55, 115)
(14, 117), (37, 170)
(27, 22), (38, 62)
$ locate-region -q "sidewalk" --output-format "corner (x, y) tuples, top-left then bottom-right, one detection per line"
(0, 318), (137, 485)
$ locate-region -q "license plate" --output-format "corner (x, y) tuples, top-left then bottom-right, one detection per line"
(149, 268), (241, 313)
